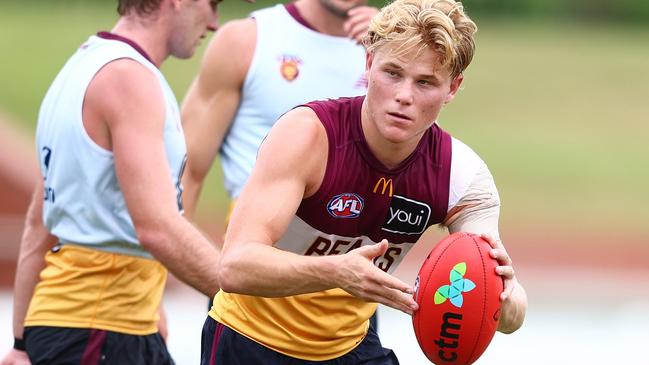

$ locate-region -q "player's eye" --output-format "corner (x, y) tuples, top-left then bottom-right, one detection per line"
(385, 70), (398, 77)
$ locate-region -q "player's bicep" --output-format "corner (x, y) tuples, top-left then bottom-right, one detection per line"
(224, 108), (327, 249)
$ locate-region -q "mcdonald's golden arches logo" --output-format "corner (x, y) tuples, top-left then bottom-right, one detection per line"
(373, 177), (393, 197)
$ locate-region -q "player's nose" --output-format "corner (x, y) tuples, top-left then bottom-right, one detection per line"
(207, 11), (219, 32)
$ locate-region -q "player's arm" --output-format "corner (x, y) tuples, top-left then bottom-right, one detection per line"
(443, 164), (527, 334)
(1, 180), (58, 364)
(88, 59), (220, 297)
(180, 18), (256, 219)
(217, 107), (418, 314)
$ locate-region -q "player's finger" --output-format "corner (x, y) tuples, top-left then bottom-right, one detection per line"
(343, 17), (366, 40)
(490, 248), (512, 266)
(370, 286), (418, 315)
(480, 233), (501, 248)
(344, 7), (376, 38)
(500, 277), (515, 301)
(496, 265), (515, 279)
(346, 6), (378, 22)
(380, 271), (415, 295)
(347, 22), (369, 43)
(351, 271), (417, 314)
(353, 239), (388, 259)
(346, 5), (371, 17)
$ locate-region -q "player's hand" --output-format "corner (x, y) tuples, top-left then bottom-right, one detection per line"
(0, 349), (31, 365)
(482, 233), (527, 333)
(344, 6), (379, 44)
(482, 234), (516, 301)
(335, 239), (418, 315)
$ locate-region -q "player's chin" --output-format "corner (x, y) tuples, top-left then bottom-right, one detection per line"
(174, 47), (198, 60)
(173, 39), (203, 60)
(380, 128), (416, 144)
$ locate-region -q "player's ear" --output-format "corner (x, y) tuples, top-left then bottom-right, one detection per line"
(365, 51), (374, 74)
(444, 74), (464, 105)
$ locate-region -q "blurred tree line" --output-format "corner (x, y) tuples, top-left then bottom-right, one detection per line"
(463, 0), (649, 24)
(16, 0), (649, 25)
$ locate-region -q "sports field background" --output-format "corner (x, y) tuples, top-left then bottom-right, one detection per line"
(1, 1), (648, 364)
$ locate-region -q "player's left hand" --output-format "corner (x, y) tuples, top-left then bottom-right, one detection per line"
(481, 234), (516, 301)
(344, 6), (379, 44)
(482, 234), (527, 333)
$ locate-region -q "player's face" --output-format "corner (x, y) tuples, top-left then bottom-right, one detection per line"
(169, 0), (219, 59)
(364, 44), (463, 145)
(319, 0), (368, 18)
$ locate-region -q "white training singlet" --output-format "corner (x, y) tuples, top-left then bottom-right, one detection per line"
(35, 35), (187, 258)
(219, 4), (367, 198)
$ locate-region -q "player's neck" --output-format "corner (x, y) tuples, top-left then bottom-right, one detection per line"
(293, 0), (348, 37)
(111, 17), (168, 67)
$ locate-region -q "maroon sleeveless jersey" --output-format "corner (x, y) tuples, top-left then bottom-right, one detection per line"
(275, 96), (452, 273)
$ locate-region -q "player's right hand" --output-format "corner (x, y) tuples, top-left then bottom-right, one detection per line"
(335, 239), (419, 315)
(0, 349), (31, 365)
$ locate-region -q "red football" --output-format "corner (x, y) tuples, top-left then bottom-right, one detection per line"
(412, 232), (503, 365)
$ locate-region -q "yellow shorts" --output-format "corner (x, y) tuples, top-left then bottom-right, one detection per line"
(25, 244), (167, 335)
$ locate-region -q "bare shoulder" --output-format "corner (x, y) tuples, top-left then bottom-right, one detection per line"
(269, 107), (327, 147)
(258, 107), (328, 194)
(87, 58), (164, 126)
(200, 18), (257, 82)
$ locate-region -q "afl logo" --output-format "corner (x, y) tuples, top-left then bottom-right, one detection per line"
(327, 193), (364, 218)
(279, 55), (302, 82)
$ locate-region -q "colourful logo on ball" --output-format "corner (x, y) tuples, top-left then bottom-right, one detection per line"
(434, 262), (475, 308)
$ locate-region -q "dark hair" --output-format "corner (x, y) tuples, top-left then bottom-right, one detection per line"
(117, 0), (165, 16)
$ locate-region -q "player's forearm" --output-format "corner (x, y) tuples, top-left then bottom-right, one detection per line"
(12, 242), (50, 338)
(180, 171), (204, 221)
(218, 242), (337, 297)
(138, 216), (221, 297)
(12, 186), (58, 338)
(497, 280), (527, 334)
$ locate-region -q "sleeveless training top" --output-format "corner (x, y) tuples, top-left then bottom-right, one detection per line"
(35, 34), (187, 258)
(219, 4), (367, 198)
(211, 96), (453, 360)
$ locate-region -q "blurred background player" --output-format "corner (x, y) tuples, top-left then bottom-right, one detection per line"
(0, 0), (246, 364)
(201, 0), (527, 363)
(180, 0), (380, 324)
(181, 0), (377, 220)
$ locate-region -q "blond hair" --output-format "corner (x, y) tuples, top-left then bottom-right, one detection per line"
(363, 0), (477, 78)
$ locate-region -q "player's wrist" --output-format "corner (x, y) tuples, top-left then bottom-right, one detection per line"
(313, 254), (340, 288)
(13, 337), (26, 351)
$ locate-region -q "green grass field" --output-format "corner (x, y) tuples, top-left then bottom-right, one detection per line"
(1, 3), (647, 245)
